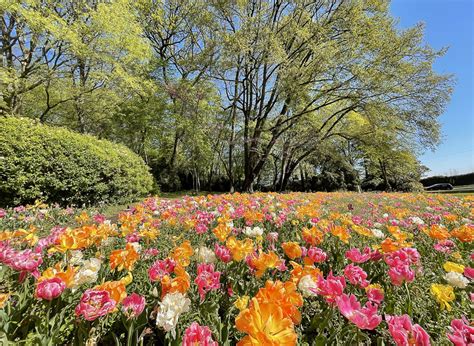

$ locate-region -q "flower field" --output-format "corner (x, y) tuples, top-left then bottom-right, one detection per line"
(0, 193), (473, 345)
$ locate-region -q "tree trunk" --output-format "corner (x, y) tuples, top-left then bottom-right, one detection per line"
(169, 130), (180, 169)
(272, 156), (279, 190)
(228, 66), (240, 193)
(379, 159), (391, 191)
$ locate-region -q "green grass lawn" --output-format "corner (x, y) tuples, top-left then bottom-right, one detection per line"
(425, 184), (474, 197)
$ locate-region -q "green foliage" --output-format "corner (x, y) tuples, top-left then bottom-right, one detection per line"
(0, 117), (153, 207)
(0, 0), (455, 193)
(421, 172), (474, 187)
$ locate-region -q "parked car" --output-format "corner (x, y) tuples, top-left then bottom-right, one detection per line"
(425, 183), (454, 191)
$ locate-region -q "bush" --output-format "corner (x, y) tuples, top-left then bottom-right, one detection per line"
(0, 117), (154, 207)
(421, 172), (474, 187)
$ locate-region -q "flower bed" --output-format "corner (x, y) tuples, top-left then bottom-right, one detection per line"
(0, 193), (472, 345)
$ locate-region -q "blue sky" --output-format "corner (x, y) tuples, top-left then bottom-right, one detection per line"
(390, 0), (473, 176)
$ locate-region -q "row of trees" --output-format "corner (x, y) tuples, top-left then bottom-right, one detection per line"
(1, 0), (453, 192)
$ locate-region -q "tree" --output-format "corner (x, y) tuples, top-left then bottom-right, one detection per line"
(211, 0), (451, 191)
(1, 0), (152, 134)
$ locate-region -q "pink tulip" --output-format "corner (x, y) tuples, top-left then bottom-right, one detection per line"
(388, 264), (415, 286)
(267, 232), (279, 242)
(276, 260), (288, 272)
(227, 285), (234, 296)
(344, 264), (369, 288)
(182, 322), (218, 346)
(307, 247), (327, 263)
(336, 294), (382, 330)
(0, 242), (14, 263)
(214, 243), (232, 263)
(13, 206), (26, 213)
(384, 248), (419, 286)
(0, 243), (43, 282)
(463, 267), (474, 280)
(447, 317), (474, 346)
(312, 271), (346, 304)
(385, 248), (420, 267)
(366, 286), (384, 305)
(75, 289), (116, 321)
(195, 223), (208, 234)
(433, 240), (456, 253)
(148, 258), (176, 281)
(345, 248), (371, 263)
(143, 248), (159, 258)
(125, 233), (140, 243)
(35, 277), (66, 301)
(386, 314), (431, 346)
(194, 263), (221, 301)
(35, 226), (66, 252)
(369, 249), (383, 261)
(122, 293), (145, 319)
(93, 213), (107, 224)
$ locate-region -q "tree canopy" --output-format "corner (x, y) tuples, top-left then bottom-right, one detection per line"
(1, 0), (453, 192)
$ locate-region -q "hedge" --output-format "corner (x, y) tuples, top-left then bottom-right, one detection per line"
(420, 172), (474, 187)
(0, 117), (154, 207)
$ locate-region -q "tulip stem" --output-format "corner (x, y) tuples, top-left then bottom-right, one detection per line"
(404, 282), (412, 316)
(127, 321), (135, 346)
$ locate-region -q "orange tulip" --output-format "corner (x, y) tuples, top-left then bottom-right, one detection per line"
(0, 293), (10, 308)
(451, 224), (473, 242)
(55, 266), (76, 288)
(329, 224), (351, 243)
(109, 243), (139, 271)
(226, 236), (254, 261)
(213, 223), (232, 242)
(351, 225), (374, 238)
(281, 242), (302, 260)
(49, 228), (86, 253)
(249, 251), (280, 278)
(443, 214), (458, 222)
(289, 262), (322, 284)
(0, 231), (13, 242)
(235, 298), (297, 346)
(427, 224), (450, 241)
(380, 238), (409, 253)
(95, 280), (127, 304)
(75, 211), (90, 224)
(243, 210), (264, 224)
(254, 280), (303, 324)
(301, 226), (324, 246)
(171, 240), (194, 267)
(161, 264), (190, 298)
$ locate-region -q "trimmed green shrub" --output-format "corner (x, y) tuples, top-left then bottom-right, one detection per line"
(0, 117), (154, 207)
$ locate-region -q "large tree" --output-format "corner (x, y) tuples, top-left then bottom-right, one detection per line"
(1, 0), (152, 134)
(211, 0), (451, 191)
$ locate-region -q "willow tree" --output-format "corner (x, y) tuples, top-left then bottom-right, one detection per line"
(212, 0), (452, 191)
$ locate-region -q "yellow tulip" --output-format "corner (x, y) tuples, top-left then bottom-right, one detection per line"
(431, 284), (455, 311)
(443, 261), (465, 274)
(234, 295), (250, 311)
